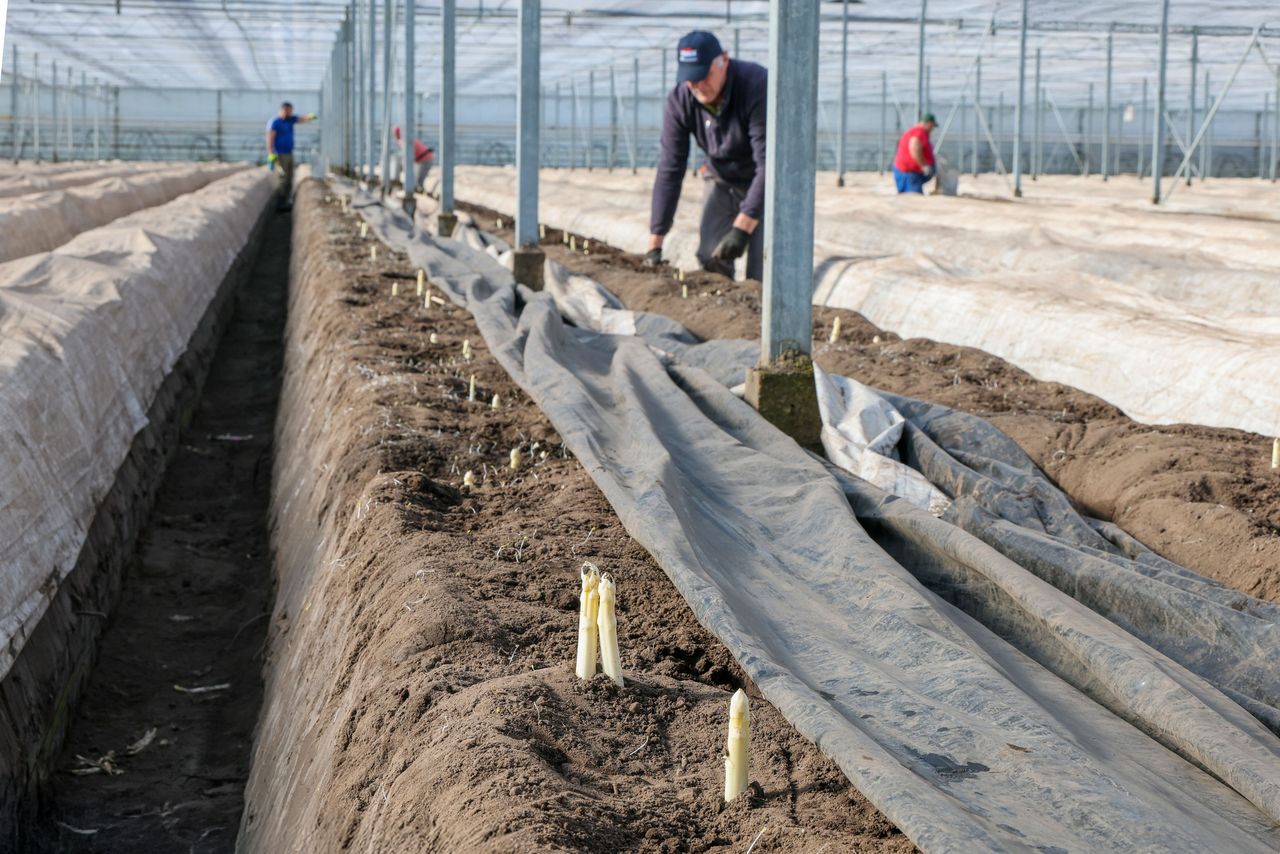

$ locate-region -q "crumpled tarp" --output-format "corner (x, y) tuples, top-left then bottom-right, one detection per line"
(342, 182), (1280, 852)
(0, 168), (275, 679)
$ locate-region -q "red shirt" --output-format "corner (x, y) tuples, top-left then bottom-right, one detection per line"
(893, 125), (934, 173)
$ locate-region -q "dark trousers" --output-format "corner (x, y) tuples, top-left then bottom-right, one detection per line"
(275, 153), (295, 207)
(697, 177), (764, 281)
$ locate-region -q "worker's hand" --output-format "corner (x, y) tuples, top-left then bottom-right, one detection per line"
(304, 112), (318, 121)
(922, 163), (935, 179)
(642, 248), (663, 267)
(711, 227), (751, 263)
(268, 152), (278, 165)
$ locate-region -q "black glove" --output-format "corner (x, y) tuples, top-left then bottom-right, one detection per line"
(643, 247), (662, 267)
(711, 226), (751, 262)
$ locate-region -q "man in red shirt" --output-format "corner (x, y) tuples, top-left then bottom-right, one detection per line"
(892, 113), (936, 194)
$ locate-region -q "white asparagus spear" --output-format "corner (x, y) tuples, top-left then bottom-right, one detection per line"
(597, 574), (624, 687)
(724, 689), (750, 801)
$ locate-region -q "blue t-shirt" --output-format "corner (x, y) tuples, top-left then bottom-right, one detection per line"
(268, 115), (298, 154)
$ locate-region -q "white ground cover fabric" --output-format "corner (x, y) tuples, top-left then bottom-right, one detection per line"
(346, 184), (1280, 852)
(0, 163), (248, 263)
(0, 167), (274, 679)
(452, 166), (1280, 437)
(0, 161), (172, 201)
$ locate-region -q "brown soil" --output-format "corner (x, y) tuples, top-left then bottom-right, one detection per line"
(32, 210), (288, 851)
(458, 203), (1280, 605)
(241, 180), (911, 852)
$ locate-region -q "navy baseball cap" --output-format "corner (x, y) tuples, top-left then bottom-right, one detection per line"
(676, 31), (723, 84)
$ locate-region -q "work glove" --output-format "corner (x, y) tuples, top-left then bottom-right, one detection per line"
(267, 152), (278, 170)
(642, 248), (662, 267)
(711, 227), (751, 263)
(922, 163), (935, 179)
(305, 112), (318, 121)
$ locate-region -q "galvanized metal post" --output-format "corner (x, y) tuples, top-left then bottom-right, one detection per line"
(403, 0), (416, 210)
(837, 0), (848, 186)
(587, 70), (595, 171)
(80, 71), (87, 159)
(879, 70), (887, 174)
(9, 45), (17, 161)
(440, 0), (456, 221)
(354, 1), (364, 178)
(514, 0), (543, 287)
(608, 65), (617, 171)
(93, 79), (100, 160)
(51, 60), (58, 162)
(734, 28), (740, 58)
(1085, 82), (1094, 176)
(380, 0), (393, 194)
(1031, 46), (1040, 179)
(915, 0), (927, 121)
(1187, 31), (1197, 185)
(1012, 0), (1028, 196)
(1200, 71), (1210, 179)
(216, 90), (224, 161)
(631, 57), (639, 173)
(1103, 30), (1112, 181)
(1139, 78), (1148, 177)
(1152, 0), (1170, 202)
(1273, 67), (1279, 182)
(972, 57), (981, 176)
(662, 47), (668, 96)
(554, 82), (561, 167)
(570, 81), (578, 169)
(367, 0), (376, 180)
(1262, 97), (1269, 179)
(761, 0), (818, 364)
(113, 86), (121, 161)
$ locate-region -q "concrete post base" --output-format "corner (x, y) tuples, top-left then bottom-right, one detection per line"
(436, 212), (458, 238)
(745, 354), (822, 451)
(512, 247), (546, 291)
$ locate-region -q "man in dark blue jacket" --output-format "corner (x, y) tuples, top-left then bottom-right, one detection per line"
(645, 31), (766, 281)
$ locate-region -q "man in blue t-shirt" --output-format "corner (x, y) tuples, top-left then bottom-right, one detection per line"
(266, 102), (316, 210)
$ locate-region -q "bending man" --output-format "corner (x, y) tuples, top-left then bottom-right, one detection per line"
(646, 31), (766, 280)
(892, 113), (936, 194)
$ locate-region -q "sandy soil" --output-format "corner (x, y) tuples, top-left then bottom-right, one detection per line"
(240, 180), (911, 852)
(30, 210), (288, 851)
(459, 203), (1280, 605)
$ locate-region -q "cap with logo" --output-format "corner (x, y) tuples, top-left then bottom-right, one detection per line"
(675, 31), (723, 85)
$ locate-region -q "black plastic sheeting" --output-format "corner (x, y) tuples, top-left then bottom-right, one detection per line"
(340, 184), (1280, 852)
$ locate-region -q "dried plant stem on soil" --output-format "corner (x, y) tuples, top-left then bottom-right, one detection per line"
(241, 182), (912, 853)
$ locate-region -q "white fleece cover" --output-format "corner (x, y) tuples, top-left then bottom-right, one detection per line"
(0, 167), (274, 678)
(0, 161), (173, 200)
(451, 166), (1280, 436)
(0, 162), (249, 263)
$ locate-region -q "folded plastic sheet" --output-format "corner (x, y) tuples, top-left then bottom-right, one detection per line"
(0, 168), (274, 679)
(0, 163), (248, 263)
(343, 183), (1280, 852)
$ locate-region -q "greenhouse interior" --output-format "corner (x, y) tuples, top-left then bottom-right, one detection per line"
(1, 1), (1279, 852)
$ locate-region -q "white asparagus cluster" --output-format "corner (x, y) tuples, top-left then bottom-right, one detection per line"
(724, 688), (750, 801)
(575, 564), (624, 687)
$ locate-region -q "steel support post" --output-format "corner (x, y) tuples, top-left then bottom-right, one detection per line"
(749, 0), (821, 448)
(51, 61), (58, 162)
(403, 0), (416, 211)
(80, 71), (87, 159)
(554, 82), (561, 167)
(973, 57), (981, 176)
(608, 65), (617, 171)
(879, 70), (887, 174)
(587, 70), (595, 170)
(1273, 68), (1279, 182)
(514, 0), (543, 289)
(367, 0), (376, 181)
(354, 1), (364, 178)
(1200, 71), (1210, 179)
(1152, 0), (1170, 202)
(915, 0), (927, 120)
(1103, 30), (1112, 180)
(662, 48), (668, 96)
(1012, 0), (1028, 196)
(440, 0), (456, 228)
(113, 86), (120, 161)
(379, 0), (393, 195)
(1031, 47), (1040, 179)
(1139, 78), (1148, 177)
(631, 57), (639, 173)
(9, 46), (17, 161)
(1085, 82), (1094, 176)
(1187, 31), (1197, 185)
(570, 81), (578, 169)
(93, 79), (100, 160)
(1262, 97), (1269, 179)
(837, 0), (849, 186)
(216, 90), (224, 161)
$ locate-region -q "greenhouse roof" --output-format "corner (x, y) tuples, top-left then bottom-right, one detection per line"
(2, 1), (1278, 109)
